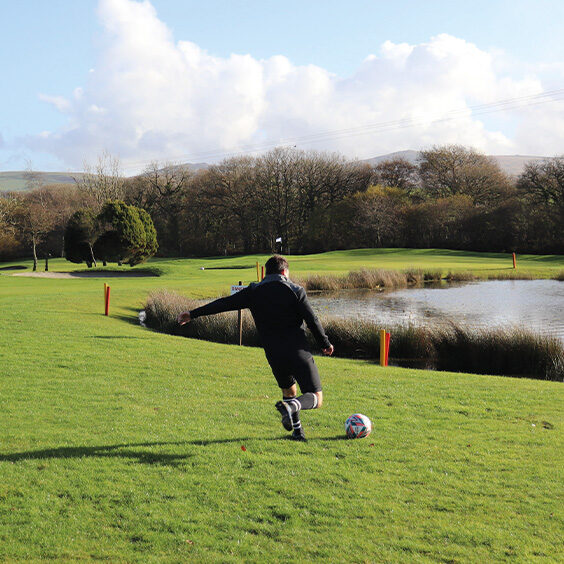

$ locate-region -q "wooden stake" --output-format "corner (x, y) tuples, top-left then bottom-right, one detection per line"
(385, 332), (391, 366)
(512, 252), (517, 269)
(238, 280), (243, 345)
(256, 262), (260, 281)
(261, 266), (264, 281)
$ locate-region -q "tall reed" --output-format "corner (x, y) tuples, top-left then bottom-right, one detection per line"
(294, 267), (441, 292)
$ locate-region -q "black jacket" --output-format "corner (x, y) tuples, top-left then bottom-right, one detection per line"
(190, 274), (331, 350)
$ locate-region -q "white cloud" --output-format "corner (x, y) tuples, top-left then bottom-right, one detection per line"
(38, 94), (71, 112)
(25, 0), (564, 172)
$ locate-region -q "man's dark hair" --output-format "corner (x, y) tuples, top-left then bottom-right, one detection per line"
(265, 255), (289, 275)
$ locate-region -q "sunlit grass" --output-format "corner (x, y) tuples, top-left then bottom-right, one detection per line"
(0, 249), (563, 561)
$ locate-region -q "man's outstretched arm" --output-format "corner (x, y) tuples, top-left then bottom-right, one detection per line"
(177, 286), (252, 325)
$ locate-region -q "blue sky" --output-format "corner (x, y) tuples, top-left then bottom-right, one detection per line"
(2, 0), (564, 173)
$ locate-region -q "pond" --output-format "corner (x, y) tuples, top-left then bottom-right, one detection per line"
(309, 280), (564, 342)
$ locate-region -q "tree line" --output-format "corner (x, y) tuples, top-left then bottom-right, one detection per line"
(1, 145), (563, 264)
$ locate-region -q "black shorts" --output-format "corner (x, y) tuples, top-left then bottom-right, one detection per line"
(265, 348), (322, 393)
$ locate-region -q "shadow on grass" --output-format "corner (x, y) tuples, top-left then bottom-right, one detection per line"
(0, 439), (268, 466)
(0, 441), (194, 466)
(0, 436), (349, 465)
(114, 306), (147, 327)
(0, 265), (27, 271)
(89, 335), (142, 340)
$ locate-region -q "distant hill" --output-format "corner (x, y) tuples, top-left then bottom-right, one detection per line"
(363, 150), (549, 177)
(0, 171), (84, 192)
(0, 153), (551, 192)
(0, 162), (210, 192)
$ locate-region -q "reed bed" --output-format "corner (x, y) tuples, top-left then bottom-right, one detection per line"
(445, 271), (477, 282)
(143, 290), (564, 381)
(486, 271), (535, 280)
(294, 268), (444, 292)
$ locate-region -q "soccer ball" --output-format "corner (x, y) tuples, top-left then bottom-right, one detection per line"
(345, 413), (372, 439)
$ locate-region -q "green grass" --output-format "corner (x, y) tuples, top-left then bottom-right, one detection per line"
(1, 249), (563, 561)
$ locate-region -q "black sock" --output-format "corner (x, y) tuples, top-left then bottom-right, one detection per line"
(283, 397), (301, 414)
(283, 393), (318, 415)
(296, 392), (318, 410)
(291, 411), (303, 433)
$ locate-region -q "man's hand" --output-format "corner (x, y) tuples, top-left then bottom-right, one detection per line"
(322, 344), (334, 356)
(177, 311), (191, 325)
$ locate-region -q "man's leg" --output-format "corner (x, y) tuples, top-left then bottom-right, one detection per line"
(279, 391), (323, 442)
(272, 352), (323, 441)
(275, 384), (298, 433)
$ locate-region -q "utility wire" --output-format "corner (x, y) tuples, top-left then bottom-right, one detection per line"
(121, 88), (564, 173)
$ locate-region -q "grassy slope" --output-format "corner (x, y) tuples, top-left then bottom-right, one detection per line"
(0, 171), (83, 191)
(1, 250), (563, 562)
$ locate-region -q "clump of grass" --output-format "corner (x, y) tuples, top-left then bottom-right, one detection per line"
(346, 268), (408, 289)
(144, 290), (197, 333)
(486, 271), (534, 280)
(316, 317), (381, 358)
(295, 274), (345, 291)
(298, 268), (442, 292)
(445, 271), (477, 282)
(432, 324), (563, 381)
(144, 291), (564, 381)
(404, 268), (424, 285)
(144, 290), (261, 345)
(553, 271), (564, 281)
(423, 270), (443, 282)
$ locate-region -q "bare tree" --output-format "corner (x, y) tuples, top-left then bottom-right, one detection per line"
(75, 151), (125, 207)
(419, 145), (512, 206)
(134, 161), (193, 254)
(23, 160), (45, 192)
(517, 156), (564, 217)
(11, 189), (57, 271)
(373, 158), (420, 194)
(201, 157), (260, 253)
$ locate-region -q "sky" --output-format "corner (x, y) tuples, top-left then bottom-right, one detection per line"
(2, 0), (564, 174)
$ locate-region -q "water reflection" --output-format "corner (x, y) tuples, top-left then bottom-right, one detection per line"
(309, 280), (564, 341)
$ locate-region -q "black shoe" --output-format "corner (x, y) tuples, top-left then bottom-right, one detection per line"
(290, 430), (307, 442)
(275, 401), (293, 432)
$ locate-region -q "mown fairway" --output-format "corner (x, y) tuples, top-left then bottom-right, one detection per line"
(1, 249), (563, 562)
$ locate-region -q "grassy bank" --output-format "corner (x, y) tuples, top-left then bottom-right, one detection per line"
(1, 250), (563, 561)
(144, 290), (564, 381)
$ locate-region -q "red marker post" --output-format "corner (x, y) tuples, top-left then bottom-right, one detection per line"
(105, 285), (111, 316)
(380, 329), (391, 367)
(512, 252), (517, 269)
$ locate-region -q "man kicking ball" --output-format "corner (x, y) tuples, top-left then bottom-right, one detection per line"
(177, 255), (334, 441)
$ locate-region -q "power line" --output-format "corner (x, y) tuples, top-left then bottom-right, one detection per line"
(121, 88), (564, 173)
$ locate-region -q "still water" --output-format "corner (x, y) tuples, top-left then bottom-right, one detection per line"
(309, 280), (564, 341)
